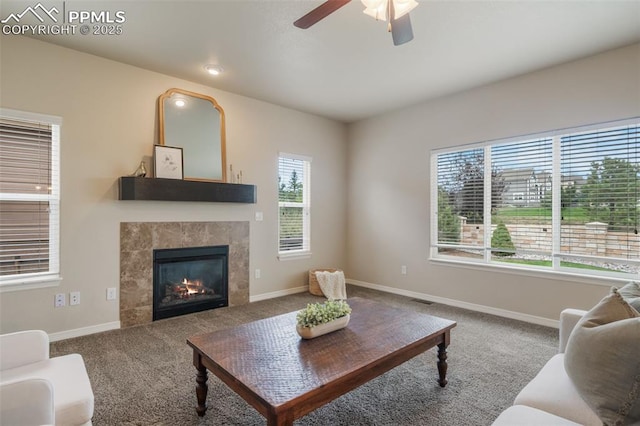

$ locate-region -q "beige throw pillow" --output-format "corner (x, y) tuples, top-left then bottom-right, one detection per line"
(564, 289), (640, 426)
(618, 281), (640, 313)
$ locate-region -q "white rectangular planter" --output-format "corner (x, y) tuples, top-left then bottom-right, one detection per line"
(296, 314), (350, 339)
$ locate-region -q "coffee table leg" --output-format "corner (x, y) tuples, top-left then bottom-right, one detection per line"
(267, 410), (294, 426)
(437, 342), (448, 387)
(195, 364), (208, 416)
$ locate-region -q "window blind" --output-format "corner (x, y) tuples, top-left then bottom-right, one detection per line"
(431, 118), (639, 280)
(435, 148), (484, 256)
(491, 138), (553, 258)
(278, 154), (310, 254)
(560, 125), (639, 269)
(0, 114), (60, 281)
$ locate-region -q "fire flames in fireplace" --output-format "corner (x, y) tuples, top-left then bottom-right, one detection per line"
(153, 245), (229, 320)
(162, 278), (216, 304)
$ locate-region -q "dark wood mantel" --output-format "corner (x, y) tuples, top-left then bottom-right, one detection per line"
(119, 177), (257, 203)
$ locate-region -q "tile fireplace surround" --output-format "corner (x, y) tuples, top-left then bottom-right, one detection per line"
(120, 221), (250, 327)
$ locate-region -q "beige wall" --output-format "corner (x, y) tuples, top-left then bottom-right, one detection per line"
(1, 35), (638, 337)
(0, 35), (348, 335)
(346, 43), (640, 322)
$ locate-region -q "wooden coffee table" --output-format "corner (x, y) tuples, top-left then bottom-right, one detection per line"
(187, 297), (456, 425)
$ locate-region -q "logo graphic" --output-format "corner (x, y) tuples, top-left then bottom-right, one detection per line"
(1, 2), (59, 24)
(2, 2), (126, 36)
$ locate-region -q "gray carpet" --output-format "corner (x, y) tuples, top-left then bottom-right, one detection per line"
(51, 285), (558, 425)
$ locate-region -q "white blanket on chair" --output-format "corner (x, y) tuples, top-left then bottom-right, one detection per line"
(315, 270), (347, 300)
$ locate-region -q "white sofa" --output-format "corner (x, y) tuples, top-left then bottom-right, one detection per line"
(0, 330), (94, 426)
(492, 308), (602, 425)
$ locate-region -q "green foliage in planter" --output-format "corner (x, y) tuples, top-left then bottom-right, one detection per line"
(491, 221), (515, 257)
(296, 300), (352, 328)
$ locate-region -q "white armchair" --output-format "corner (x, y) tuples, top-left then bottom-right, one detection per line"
(0, 330), (94, 426)
(0, 378), (55, 425)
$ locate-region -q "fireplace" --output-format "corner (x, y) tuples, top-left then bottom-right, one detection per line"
(120, 221), (249, 328)
(153, 245), (228, 321)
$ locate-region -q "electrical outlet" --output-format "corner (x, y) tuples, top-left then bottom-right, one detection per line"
(255, 212), (263, 221)
(401, 265), (407, 275)
(54, 293), (65, 308)
(255, 269), (261, 279)
(70, 291), (80, 306)
(107, 287), (117, 301)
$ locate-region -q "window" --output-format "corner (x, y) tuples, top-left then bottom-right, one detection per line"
(278, 153), (311, 259)
(431, 119), (639, 281)
(0, 109), (61, 287)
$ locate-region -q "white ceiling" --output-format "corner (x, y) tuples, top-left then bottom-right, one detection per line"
(5, 0), (640, 122)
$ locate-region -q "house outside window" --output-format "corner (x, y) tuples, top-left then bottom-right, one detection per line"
(0, 109), (61, 288)
(278, 153), (311, 259)
(431, 119), (639, 281)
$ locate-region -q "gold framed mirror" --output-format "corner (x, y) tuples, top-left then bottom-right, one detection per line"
(158, 88), (227, 182)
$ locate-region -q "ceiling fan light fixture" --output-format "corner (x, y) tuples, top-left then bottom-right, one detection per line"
(293, 0), (416, 46)
(362, 0), (387, 21)
(361, 0), (418, 21)
(392, 0), (418, 19)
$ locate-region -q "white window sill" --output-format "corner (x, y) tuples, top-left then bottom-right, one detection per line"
(278, 251), (312, 261)
(0, 275), (62, 293)
(429, 256), (635, 287)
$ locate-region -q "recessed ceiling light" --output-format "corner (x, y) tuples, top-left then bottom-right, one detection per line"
(174, 99), (186, 107)
(205, 64), (223, 76)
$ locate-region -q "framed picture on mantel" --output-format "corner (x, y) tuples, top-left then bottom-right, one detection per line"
(154, 145), (183, 180)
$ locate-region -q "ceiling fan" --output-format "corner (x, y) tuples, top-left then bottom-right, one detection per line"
(294, 0), (418, 46)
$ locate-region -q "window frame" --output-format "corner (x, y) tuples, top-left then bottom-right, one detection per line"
(430, 117), (640, 283)
(0, 108), (62, 291)
(277, 152), (312, 260)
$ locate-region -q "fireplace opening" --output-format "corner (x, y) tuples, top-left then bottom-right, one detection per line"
(153, 245), (228, 321)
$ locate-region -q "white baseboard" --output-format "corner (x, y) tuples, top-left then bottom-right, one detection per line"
(47, 280), (558, 341)
(48, 321), (120, 342)
(47, 287), (305, 341)
(346, 279), (559, 329)
(250, 285), (308, 302)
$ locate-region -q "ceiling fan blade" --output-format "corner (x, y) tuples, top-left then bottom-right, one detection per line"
(294, 0), (351, 29)
(391, 13), (414, 46)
